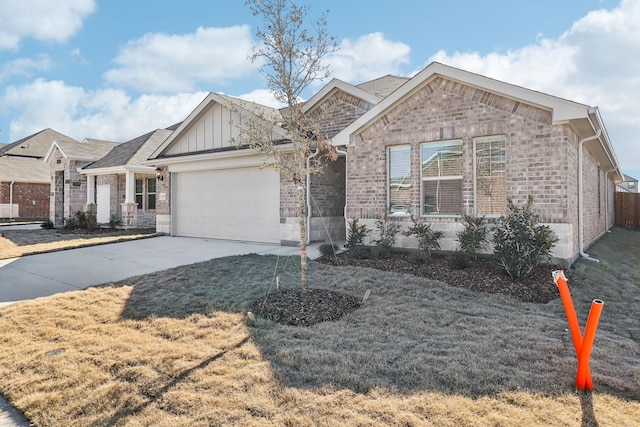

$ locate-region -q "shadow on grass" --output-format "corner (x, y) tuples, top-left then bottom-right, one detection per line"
(114, 232), (640, 402)
(97, 336), (250, 426)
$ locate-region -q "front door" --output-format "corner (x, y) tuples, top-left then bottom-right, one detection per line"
(96, 184), (110, 223)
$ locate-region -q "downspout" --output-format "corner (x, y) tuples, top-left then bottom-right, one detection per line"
(604, 167), (617, 233)
(578, 129), (601, 262)
(306, 147), (321, 245)
(335, 147), (348, 241)
(9, 181), (15, 220)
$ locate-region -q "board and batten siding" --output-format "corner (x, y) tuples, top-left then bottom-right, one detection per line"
(165, 103), (241, 155)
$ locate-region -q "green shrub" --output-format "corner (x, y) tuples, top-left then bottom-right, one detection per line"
(492, 196), (558, 278)
(403, 217), (443, 258)
(349, 245), (370, 259)
(373, 216), (401, 258)
(319, 243), (338, 257)
(456, 215), (488, 259)
(108, 215), (122, 229)
(346, 218), (369, 248)
(64, 216), (80, 231)
(66, 207), (99, 231)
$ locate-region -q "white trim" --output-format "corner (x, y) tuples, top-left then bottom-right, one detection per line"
(331, 62), (595, 147)
(302, 78), (381, 114)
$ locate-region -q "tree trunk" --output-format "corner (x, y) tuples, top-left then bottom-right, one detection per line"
(298, 184), (308, 291)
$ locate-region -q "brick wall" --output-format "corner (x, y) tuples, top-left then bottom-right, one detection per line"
(0, 182), (49, 218)
(345, 76), (611, 264)
(308, 90), (374, 138)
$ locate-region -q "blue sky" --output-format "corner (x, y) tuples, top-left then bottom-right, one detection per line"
(1, 0), (638, 179)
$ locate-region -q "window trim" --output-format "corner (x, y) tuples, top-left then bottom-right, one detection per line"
(147, 177), (157, 210)
(420, 139), (463, 217)
(134, 176), (157, 210)
(387, 145), (412, 216)
(473, 135), (507, 217)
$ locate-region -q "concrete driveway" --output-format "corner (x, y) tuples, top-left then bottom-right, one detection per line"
(0, 236), (317, 305)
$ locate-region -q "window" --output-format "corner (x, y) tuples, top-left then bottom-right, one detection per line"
(135, 179), (143, 208)
(388, 146), (411, 215)
(421, 140), (463, 215)
(147, 178), (156, 210)
(474, 135), (506, 215)
(134, 177), (157, 210)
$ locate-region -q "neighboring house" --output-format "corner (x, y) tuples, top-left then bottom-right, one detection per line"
(145, 77), (398, 243)
(0, 157), (50, 219)
(616, 174), (638, 193)
(0, 128), (79, 219)
(45, 138), (120, 225)
(79, 127), (176, 228)
(331, 62), (623, 266)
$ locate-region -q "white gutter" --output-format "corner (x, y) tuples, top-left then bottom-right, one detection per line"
(9, 181), (14, 220)
(578, 129), (602, 262)
(335, 147), (348, 239)
(306, 148), (321, 244)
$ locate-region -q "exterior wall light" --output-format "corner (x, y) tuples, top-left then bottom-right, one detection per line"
(155, 167), (164, 181)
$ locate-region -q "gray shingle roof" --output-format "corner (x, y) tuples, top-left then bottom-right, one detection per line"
(0, 157), (50, 183)
(357, 75), (409, 98)
(54, 139), (119, 161)
(0, 128), (78, 159)
(85, 129), (173, 170)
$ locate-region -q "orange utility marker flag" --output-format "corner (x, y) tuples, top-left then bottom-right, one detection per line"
(552, 270), (603, 391)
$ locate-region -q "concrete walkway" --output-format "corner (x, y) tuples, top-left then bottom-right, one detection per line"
(0, 235), (319, 425)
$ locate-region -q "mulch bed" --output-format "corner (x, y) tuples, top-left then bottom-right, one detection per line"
(252, 249), (563, 327)
(317, 250), (563, 304)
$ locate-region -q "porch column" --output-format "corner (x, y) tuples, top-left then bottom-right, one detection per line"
(86, 175), (95, 204)
(125, 170), (135, 203)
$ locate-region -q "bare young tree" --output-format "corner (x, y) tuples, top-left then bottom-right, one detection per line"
(239, 0), (338, 290)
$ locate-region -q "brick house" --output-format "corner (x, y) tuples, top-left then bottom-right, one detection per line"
(331, 62), (623, 266)
(79, 127), (175, 228)
(0, 128), (79, 219)
(0, 157), (50, 219)
(45, 139), (120, 225)
(144, 62), (621, 266)
(145, 80), (397, 243)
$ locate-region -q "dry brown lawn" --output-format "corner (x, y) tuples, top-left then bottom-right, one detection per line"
(0, 228), (638, 426)
(0, 227), (157, 259)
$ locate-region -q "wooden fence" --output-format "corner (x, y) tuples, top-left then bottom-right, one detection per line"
(615, 192), (640, 230)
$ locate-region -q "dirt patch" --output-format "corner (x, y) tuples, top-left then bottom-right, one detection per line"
(251, 288), (361, 326)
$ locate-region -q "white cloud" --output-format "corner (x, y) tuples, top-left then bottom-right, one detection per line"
(1, 79), (205, 142)
(326, 32), (411, 84)
(0, 0), (96, 50)
(104, 26), (259, 93)
(427, 0), (640, 177)
(236, 89), (286, 109)
(0, 54), (52, 81)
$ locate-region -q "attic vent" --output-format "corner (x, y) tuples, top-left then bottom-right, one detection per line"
(56, 159), (62, 164)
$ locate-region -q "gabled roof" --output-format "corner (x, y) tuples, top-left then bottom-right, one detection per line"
(83, 128), (173, 172)
(149, 92), (286, 160)
(356, 74), (409, 98)
(44, 139), (120, 164)
(331, 62), (623, 181)
(301, 78), (382, 114)
(0, 157), (50, 183)
(0, 128), (78, 159)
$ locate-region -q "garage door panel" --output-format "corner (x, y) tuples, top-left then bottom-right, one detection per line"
(174, 167), (280, 243)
